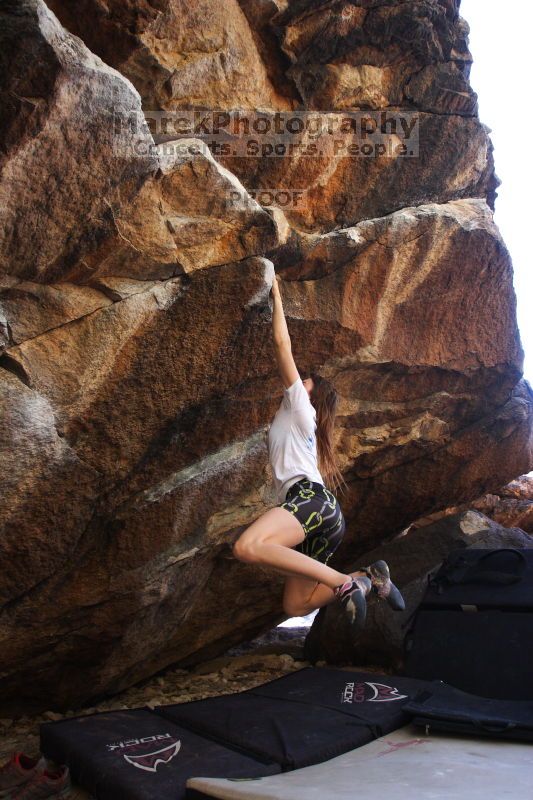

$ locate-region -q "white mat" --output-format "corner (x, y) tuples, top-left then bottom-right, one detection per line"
(186, 724), (532, 800)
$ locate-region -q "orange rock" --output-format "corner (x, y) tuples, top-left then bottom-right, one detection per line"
(0, 0), (531, 715)
(47, 0), (292, 111)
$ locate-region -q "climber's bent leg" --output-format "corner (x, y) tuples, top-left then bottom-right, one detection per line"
(232, 506), (351, 590)
(282, 570), (371, 618)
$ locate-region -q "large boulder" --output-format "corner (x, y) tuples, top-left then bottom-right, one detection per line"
(304, 511), (533, 668)
(0, 0), (532, 715)
(0, 1), (282, 714)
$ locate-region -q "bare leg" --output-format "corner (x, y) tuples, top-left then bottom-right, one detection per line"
(283, 570), (370, 618)
(233, 507), (352, 590)
(233, 507), (372, 620)
(262, 565), (311, 580)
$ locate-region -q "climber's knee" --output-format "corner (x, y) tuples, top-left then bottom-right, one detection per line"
(232, 535), (262, 563)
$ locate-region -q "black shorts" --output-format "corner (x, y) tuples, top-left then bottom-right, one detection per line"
(277, 478), (346, 565)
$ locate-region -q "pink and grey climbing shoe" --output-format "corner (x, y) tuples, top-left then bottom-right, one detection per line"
(333, 575), (371, 631)
(0, 753), (49, 799)
(361, 560), (405, 611)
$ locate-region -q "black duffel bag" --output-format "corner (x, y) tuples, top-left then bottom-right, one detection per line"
(423, 548), (530, 608)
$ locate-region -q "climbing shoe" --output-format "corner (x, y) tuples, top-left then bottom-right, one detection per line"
(361, 559), (405, 611)
(0, 753), (48, 798)
(10, 763), (71, 799)
(333, 575), (371, 631)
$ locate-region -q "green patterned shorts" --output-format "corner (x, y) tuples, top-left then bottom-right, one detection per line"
(277, 478), (346, 565)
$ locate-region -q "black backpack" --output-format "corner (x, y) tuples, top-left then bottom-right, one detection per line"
(402, 548), (533, 700)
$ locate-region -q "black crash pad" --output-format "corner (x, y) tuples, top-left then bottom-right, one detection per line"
(404, 681), (533, 742)
(156, 667), (433, 769)
(40, 707), (280, 800)
(40, 667), (432, 799)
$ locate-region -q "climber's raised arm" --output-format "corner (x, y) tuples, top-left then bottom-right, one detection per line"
(271, 275), (299, 390)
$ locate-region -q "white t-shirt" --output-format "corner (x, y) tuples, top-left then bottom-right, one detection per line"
(267, 377), (324, 503)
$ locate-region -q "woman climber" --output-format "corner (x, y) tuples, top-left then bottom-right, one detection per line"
(232, 274), (405, 631)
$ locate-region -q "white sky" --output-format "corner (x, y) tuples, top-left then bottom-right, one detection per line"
(461, 0), (532, 383)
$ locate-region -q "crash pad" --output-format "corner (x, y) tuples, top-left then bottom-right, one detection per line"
(404, 681), (533, 742)
(39, 667), (433, 799)
(40, 707), (280, 800)
(157, 667), (432, 769)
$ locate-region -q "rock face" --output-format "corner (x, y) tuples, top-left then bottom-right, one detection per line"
(408, 473), (533, 535)
(305, 511), (533, 668)
(0, 0), (532, 714)
(46, 0), (294, 111)
(275, 0), (475, 113)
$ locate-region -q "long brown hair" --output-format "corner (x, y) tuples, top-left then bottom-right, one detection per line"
(309, 372), (348, 497)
